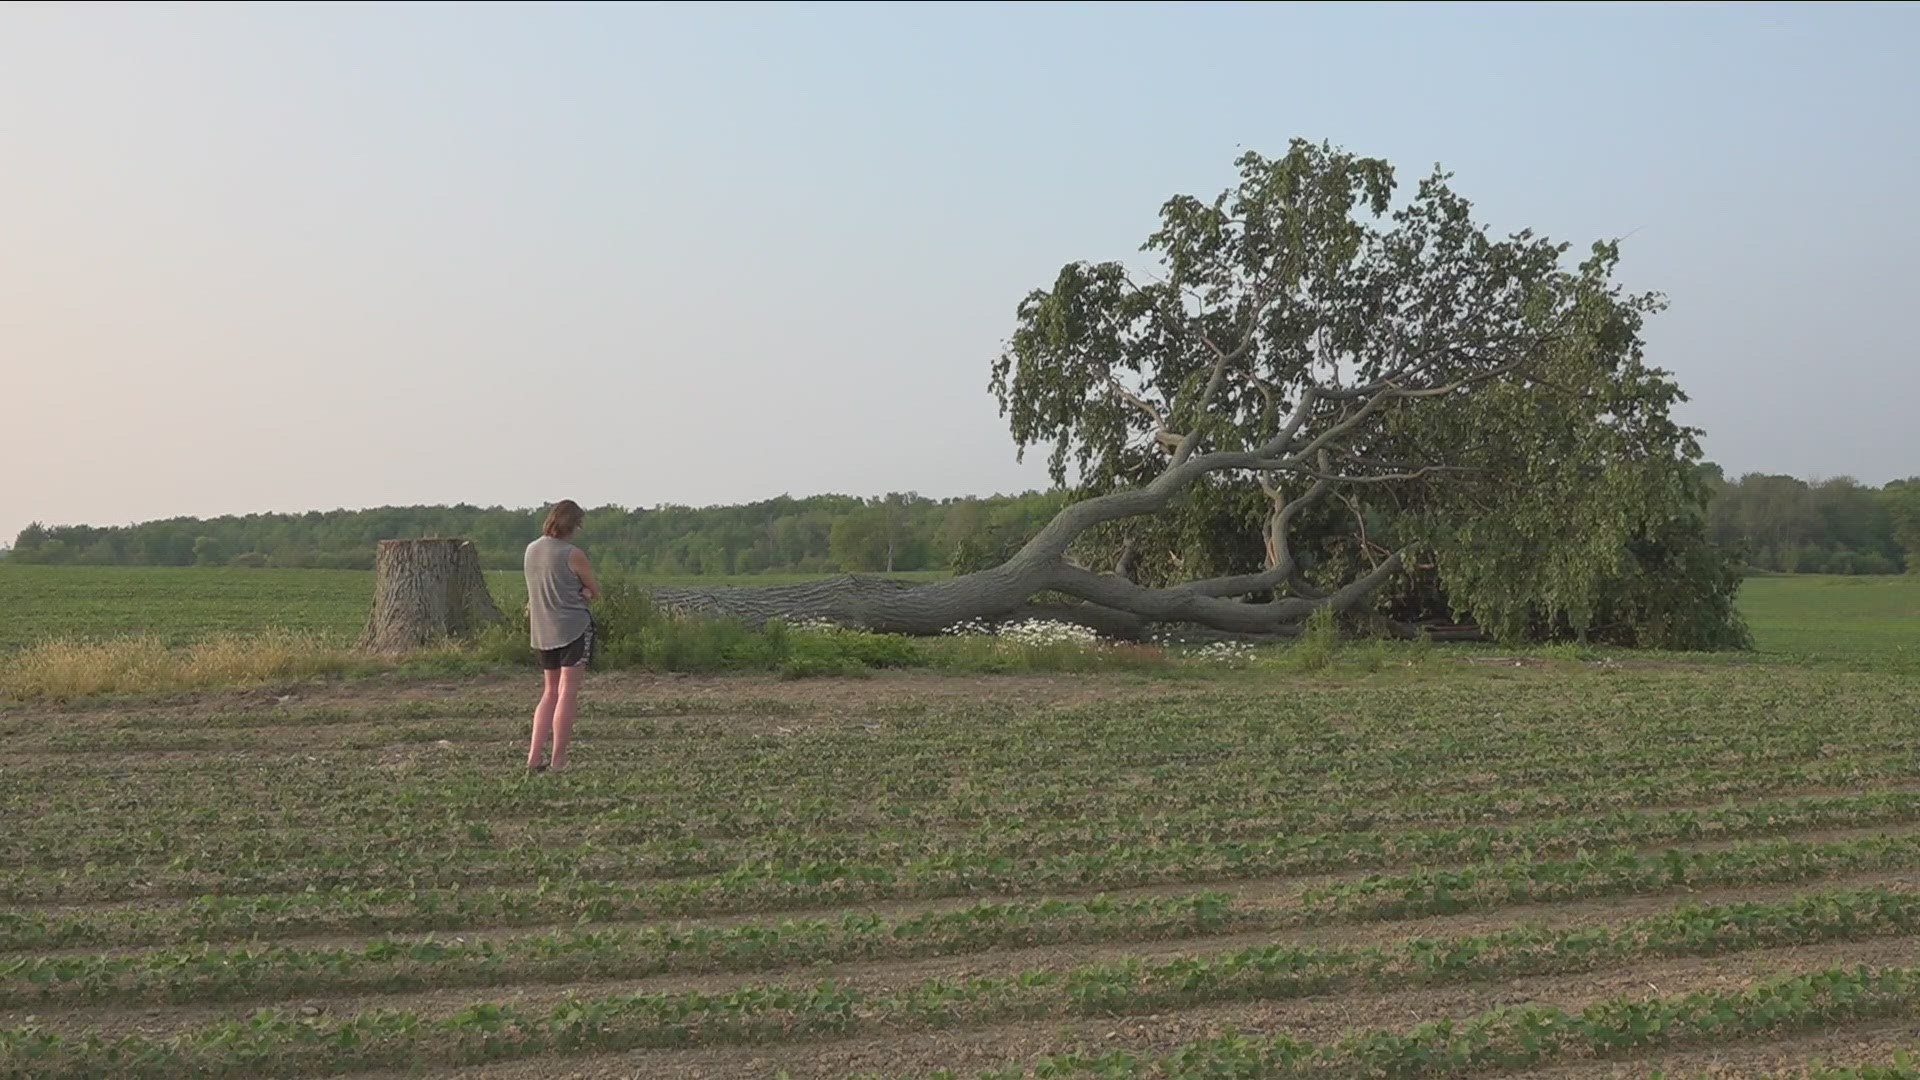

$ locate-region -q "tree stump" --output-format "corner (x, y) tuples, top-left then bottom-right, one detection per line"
(360, 539), (506, 653)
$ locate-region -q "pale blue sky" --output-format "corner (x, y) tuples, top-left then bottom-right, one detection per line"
(3, 2), (1915, 542)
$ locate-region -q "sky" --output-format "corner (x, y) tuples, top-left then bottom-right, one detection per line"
(3, 2), (1916, 543)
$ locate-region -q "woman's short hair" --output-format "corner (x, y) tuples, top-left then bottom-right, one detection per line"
(542, 500), (585, 538)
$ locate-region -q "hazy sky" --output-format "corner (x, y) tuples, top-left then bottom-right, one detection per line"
(4, 2), (1915, 543)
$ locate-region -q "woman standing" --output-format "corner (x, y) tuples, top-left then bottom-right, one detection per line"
(524, 500), (599, 773)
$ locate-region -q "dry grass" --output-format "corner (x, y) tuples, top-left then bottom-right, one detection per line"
(0, 630), (375, 700)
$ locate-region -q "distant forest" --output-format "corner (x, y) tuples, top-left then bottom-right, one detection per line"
(1703, 468), (1918, 575)
(9, 470), (1920, 576)
(4, 493), (1068, 576)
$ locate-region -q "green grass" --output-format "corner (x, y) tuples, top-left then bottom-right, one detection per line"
(1737, 573), (1920, 668)
(0, 565), (376, 649)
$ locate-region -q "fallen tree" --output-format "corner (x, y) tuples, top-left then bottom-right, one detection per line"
(650, 140), (1746, 646)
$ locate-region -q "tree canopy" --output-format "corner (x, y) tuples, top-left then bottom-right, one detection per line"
(989, 139), (1745, 646)
(1708, 472), (1912, 575)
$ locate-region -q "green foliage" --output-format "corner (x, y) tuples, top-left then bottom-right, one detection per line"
(1885, 478), (1920, 574)
(1286, 607), (1341, 672)
(556, 582), (770, 673)
(1588, 519), (1752, 649)
(789, 624), (923, 669)
(1709, 472), (1908, 574)
(1002, 968), (1920, 1077)
(990, 139), (1748, 649)
(949, 526), (1028, 574)
(13, 903), (1920, 1073)
(825, 495), (932, 573)
(190, 535), (221, 567)
(481, 580), (928, 677)
(1071, 482), (1271, 588)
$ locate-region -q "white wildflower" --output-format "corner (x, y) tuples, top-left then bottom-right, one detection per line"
(996, 619), (1104, 648)
(1192, 640), (1255, 665)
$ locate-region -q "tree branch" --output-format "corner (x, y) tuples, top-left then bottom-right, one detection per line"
(1178, 478), (1333, 597)
(1045, 549), (1404, 634)
(1107, 378), (1183, 451)
(1171, 305), (1263, 468)
(1261, 463), (1468, 484)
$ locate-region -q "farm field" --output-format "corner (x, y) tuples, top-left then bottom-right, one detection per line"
(6, 639), (1920, 1075)
(1736, 573), (1920, 671)
(0, 563), (1914, 668)
(2, 565), (1918, 1074)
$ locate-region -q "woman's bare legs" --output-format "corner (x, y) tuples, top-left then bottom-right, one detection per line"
(550, 663), (584, 771)
(528, 668), (560, 769)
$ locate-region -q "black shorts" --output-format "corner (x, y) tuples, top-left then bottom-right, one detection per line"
(536, 622), (594, 670)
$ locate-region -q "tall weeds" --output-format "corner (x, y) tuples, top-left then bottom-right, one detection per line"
(0, 631), (369, 700)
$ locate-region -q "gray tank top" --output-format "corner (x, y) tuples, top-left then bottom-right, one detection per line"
(524, 536), (592, 650)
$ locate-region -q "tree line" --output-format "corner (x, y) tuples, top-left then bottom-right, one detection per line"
(5, 469), (1916, 576)
(1704, 468), (1919, 575)
(1, 493), (1066, 575)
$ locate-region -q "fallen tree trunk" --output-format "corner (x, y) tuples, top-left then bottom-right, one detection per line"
(360, 538), (505, 652)
(646, 571), (1479, 642)
(650, 572), (1156, 638)
(646, 536), (1400, 642)
(643, 399), (1409, 637)
(643, 422), (1433, 639)
(650, 566), (1044, 635)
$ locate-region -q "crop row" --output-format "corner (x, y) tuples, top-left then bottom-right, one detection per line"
(8, 830), (1920, 955)
(6, 899), (1920, 1077)
(13, 681), (1918, 793)
(958, 967), (1920, 1079)
(18, 674), (1915, 777)
(14, 748), (1920, 868)
(25, 714), (1913, 798)
(15, 711), (1920, 841)
(1747, 1062), (1920, 1080)
(35, 672), (1897, 739)
(2, 882), (1915, 1012)
(11, 754), (1916, 853)
(1, 892), (1236, 1007)
(37, 695), (805, 733)
(10, 787), (1920, 905)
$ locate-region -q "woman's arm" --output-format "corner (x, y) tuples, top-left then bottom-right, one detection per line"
(568, 547), (601, 602)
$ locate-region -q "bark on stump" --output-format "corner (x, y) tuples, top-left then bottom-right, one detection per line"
(360, 539), (505, 653)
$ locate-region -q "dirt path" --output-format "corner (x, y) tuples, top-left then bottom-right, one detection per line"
(31, 669), (1172, 725)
